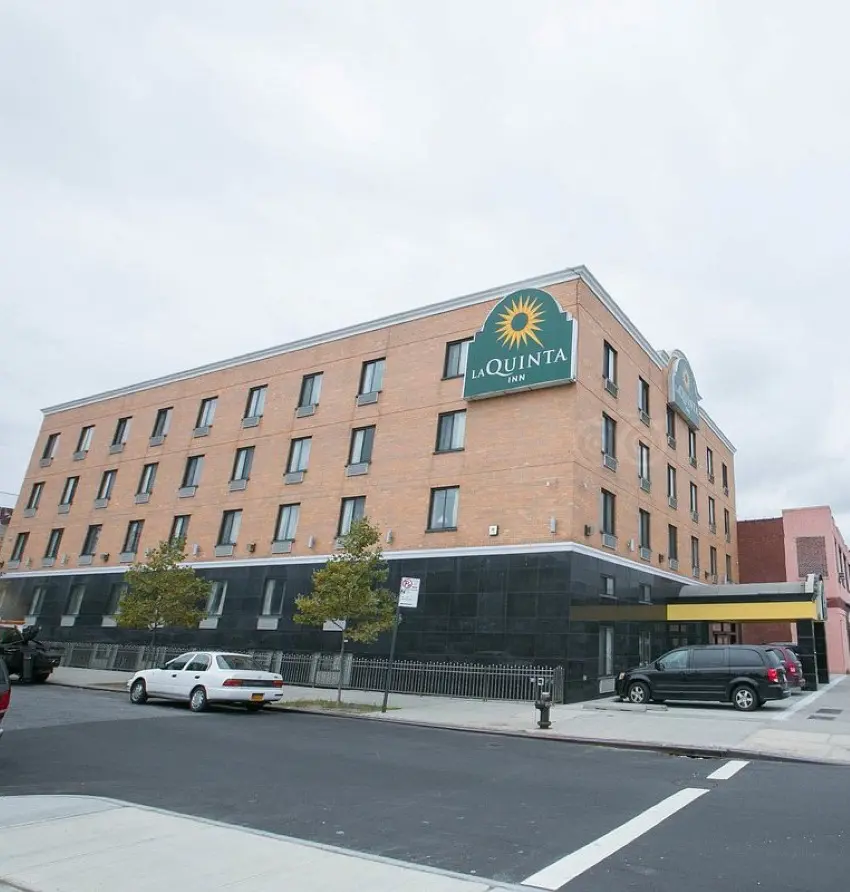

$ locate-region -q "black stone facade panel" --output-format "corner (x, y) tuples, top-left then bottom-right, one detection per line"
(0, 551), (707, 701)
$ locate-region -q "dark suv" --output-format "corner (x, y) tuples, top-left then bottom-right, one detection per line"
(615, 644), (790, 711)
(0, 656), (10, 743)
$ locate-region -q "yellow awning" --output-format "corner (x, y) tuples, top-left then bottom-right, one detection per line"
(666, 601), (818, 622)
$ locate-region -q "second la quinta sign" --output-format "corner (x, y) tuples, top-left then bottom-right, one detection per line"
(462, 288), (578, 400)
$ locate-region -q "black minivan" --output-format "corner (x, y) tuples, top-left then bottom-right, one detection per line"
(615, 644), (790, 711)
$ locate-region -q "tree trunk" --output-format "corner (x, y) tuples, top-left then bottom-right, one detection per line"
(149, 625), (158, 668)
(336, 625), (346, 705)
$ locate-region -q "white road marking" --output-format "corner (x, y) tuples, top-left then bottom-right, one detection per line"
(520, 787), (709, 889)
(773, 675), (847, 722)
(706, 759), (749, 781)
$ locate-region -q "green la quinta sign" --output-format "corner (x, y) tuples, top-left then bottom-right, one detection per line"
(463, 288), (578, 400)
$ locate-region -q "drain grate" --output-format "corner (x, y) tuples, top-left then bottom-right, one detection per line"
(816, 708), (842, 715)
(808, 715), (837, 721)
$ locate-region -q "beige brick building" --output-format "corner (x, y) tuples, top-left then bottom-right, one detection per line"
(0, 266), (737, 696)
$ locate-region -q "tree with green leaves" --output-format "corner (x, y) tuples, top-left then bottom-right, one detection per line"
(117, 539), (209, 660)
(294, 518), (395, 703)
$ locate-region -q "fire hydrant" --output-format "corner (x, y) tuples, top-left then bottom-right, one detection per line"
(535, 690), (552, 729)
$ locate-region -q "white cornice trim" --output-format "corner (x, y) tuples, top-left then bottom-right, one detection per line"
(0, 539), (704, 585)
(39, 264), (734, 453)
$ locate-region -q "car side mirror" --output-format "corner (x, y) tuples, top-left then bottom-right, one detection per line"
(655, 660), (664, 671)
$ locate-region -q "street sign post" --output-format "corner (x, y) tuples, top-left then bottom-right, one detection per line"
(381, 577), (421, 713)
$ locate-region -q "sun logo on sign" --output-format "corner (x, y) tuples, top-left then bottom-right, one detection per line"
(495, 294), (545, 350)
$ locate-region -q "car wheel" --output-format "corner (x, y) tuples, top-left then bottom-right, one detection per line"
(245, 702), (264, 713)
(732, 684), (757, 712)
(130, 679), (148, 705)
(627, 681), (650, 704)
(189, 686), (208, 712)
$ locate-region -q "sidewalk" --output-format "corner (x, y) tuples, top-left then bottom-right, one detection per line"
(45, 667), (850, 766)
(0, 795), (520, 892)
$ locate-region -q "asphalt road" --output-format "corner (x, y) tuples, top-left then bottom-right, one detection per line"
(1, 684), (848, 890)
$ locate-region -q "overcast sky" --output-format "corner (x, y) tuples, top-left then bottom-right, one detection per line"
(1, 1), (848, 531)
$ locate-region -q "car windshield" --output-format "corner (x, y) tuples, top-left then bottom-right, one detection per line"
(215, 654), (260, 671)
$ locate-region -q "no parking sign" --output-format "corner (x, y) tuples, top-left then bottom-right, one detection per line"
(398, 577), (421, 608)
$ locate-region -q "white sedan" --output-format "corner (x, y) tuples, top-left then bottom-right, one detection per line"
(127, 651), (284, 712)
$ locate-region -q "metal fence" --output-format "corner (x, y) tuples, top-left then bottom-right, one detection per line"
(47, 642), (564, 703)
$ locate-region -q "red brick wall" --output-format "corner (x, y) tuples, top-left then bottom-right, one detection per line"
(737, 518), (787, 583)
(741, 621), (794, 645)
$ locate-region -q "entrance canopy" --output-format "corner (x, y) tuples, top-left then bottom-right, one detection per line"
(669, 574), (827, 623)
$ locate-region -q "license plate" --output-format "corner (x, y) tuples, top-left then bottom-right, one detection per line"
(251, 693), (264, 702)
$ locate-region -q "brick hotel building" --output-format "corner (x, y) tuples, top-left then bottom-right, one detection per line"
(0, 266), (738, 699)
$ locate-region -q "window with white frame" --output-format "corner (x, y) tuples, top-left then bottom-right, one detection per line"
(428, 486), (459, 531)
(287, 437), (311, 473)
(137, 463), (158, 495)
(26, 482), (44, 510)
(65, 584), (85, 616)
(436, 411), (467, 452)
(11, 532), (29, 563)
(97, 469), (117, 501)
(602, 414), (616, 458)
(76, 425), (94, 453)
(638, 442), (651, 482)
(29, 586), (47, 616)
(60, 476), (79, 506)
(151, 407), (172, 438)
(123, 520), (144, 555)
(261, 579), (286, 616)
(170, 515), (190, 543)
(299, 373), (323, 408)
(183, 455), (204, 487)
(444, 339), (471, 379)
(349, 427), (375, 465)
(599, 626), (614, 676)
(81, 525), (102, 556)
(196, 397), (217, 428)
(206, 581), (227, 616)
(231, 446), (254, 482)
(44, 528), (63, 560)
(113, 416), (131, 446)
(218, 510), (242, 546)
(360, 358), (386, 396)
(244, 385), (267, 419)
(274, 503), (299, 542)
(339, 497), (366, 535)
(667, 464), (677, 500)
(639, 510), (651, 549)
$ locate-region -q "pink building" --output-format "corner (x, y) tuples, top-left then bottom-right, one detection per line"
(738, 506), (850, 675)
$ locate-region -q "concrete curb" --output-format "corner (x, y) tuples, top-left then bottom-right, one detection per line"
(43, 677), (844, 767)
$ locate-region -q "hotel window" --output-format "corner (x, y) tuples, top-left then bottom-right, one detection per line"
(691, 536), (700, 573)
(348, 426), (375, 467)
(638, 377), (650, 421)
(59, 476), (79, 507)
(428, 486), (459, 531)
(41, 432), (60, 462)
(10, 532), (29, 563)
(724, 508), (731, 539)
(706, 447), (715, 481)
(602, 414), (617, 461)
(359, 358), (386, 398)
(710, 546), (718, 578)
(639, 584), (652, 605)
(218, 510), (242, 547)
(151, 407), (172, 440)
(668, 525), (679, 562)
(196, 397), (217, 430)
(689, 482), (699, 519)
(261, 579), (287, 616)
(298, 373), (323, 409)
(206, 581), (228, 617)
(667, 465), (677, 504)
(106, 583), (127, 617)
(601, 489), (616, 536)
(274, 503), (300, 543)
(81, 525), (102, 557)
(28, 586), (46, 616)
(722, 462), (729, 494)
(97, 469), (117, 502)
(231, 446), (255, 483)
(688, 428), (697, 466)
(65, 584), (86, 617)
(244, 385), (267, 421)
(638, 442), (651, 485)
(436, 411), (467, 452)
(170, 515), (191, 543)
(122, 520), (144, 556)
(726, 554), (733, 582)
(666, 407), (677, 445)
(26, 482), (44, 511)
(339, 496), (366, 536)
(182, 455), (204, 489)
(74, 425), (94, 457)
(287, 437), (312, 473)
(112, 416), (131, 447)
(599, 626), (614, 676)
(216, 510), (242, 546)
(639, 509), (651, 550)
(444, 339), (471, 379)
(44, 528), (63, 560)
(603, 342), (618, 393)
(137, 463), (158, 496)
(601, 575), (616, 599)
(708, 497), (716, 532)
(639, 630), (652, 662)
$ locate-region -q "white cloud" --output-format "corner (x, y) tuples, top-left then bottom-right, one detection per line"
(1, 0), (848, 534)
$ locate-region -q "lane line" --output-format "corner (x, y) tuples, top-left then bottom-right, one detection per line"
(520, 787), (709, 890)
(773, 675), (847, 722)
(706, 759), (749, 781)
